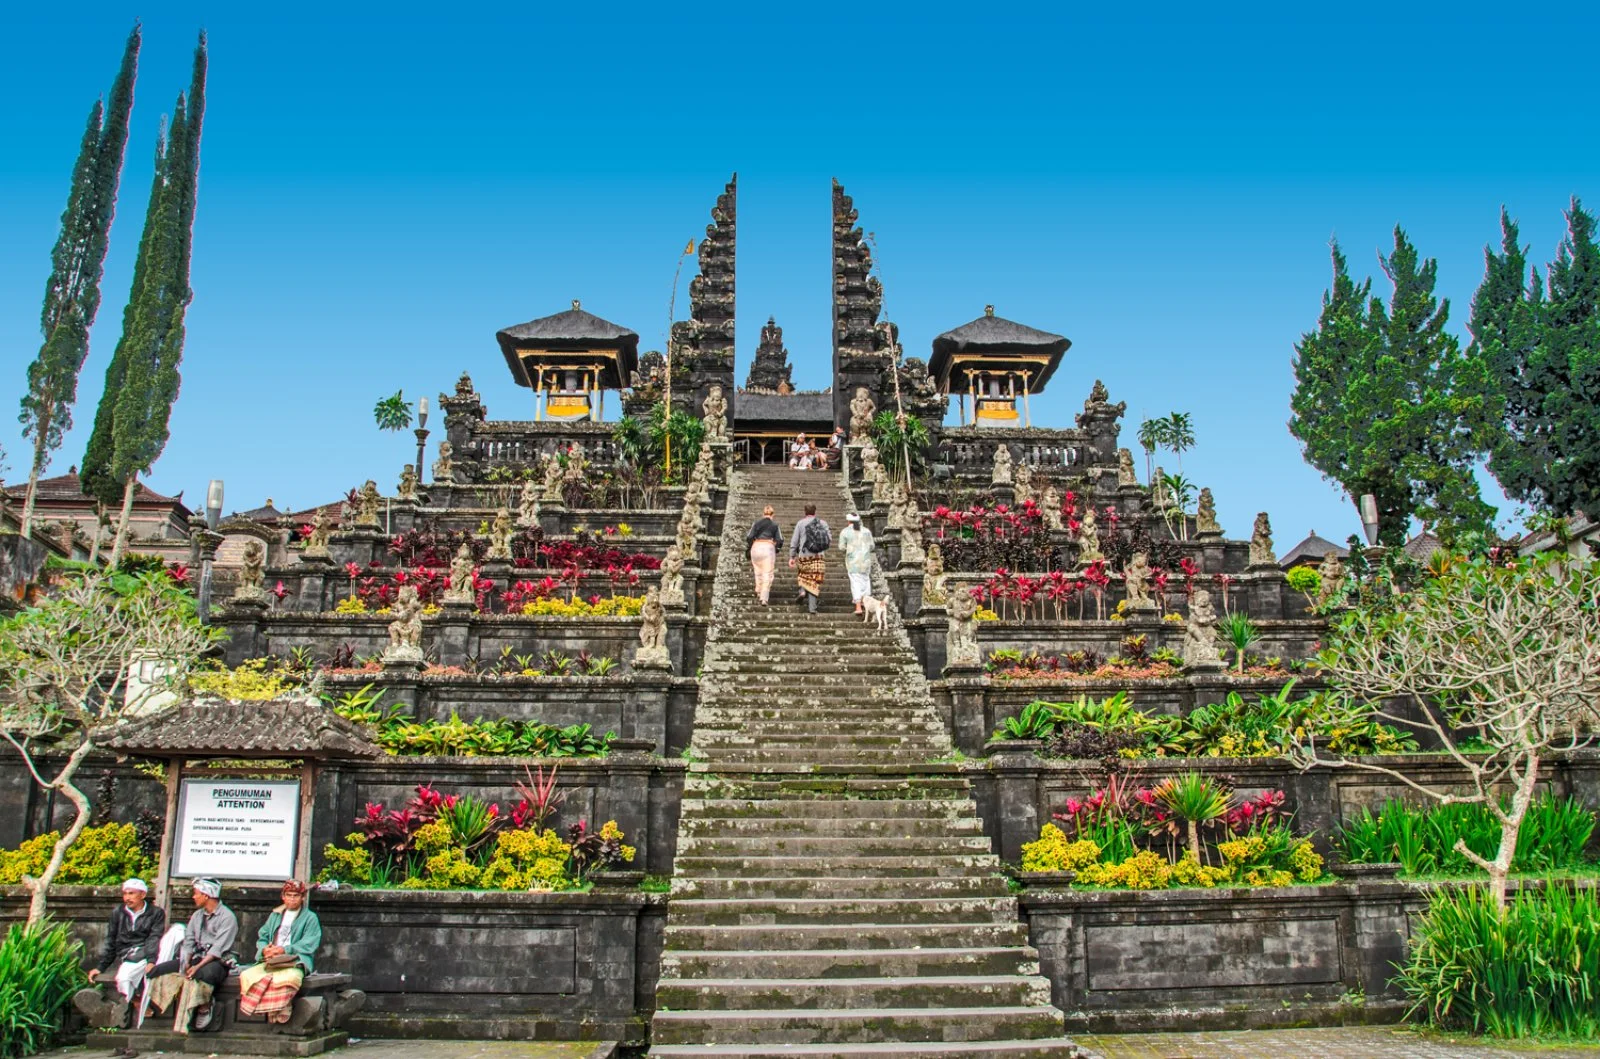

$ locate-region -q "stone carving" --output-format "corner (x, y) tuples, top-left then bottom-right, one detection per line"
(303, 508), (335, 559)
(991, 445), (1013, 486)
(486, 507), (514, 561)
(670, 176), (736, 418)
(677, 507), (700, 556)
(541, 455), (565, 502)
(1123, 552), (1155, 611)
(702, 384), (729, 442)
(745, 317), (794, 391)
(1076, 508), (1103, 565)
(946, 591), (981, 668)
(232, 542), (267, 602)
(1041, 484), (1063, 531)
(1316, 551), (1347, 610)
(887, 481), (909, 530)
(355, 481), (381, 528)
(337, 498), (355, 532)
(922, 543), (948, 607)
(443, 543), (475, 604)
(849, 387), (876, 439)
(383, 585), (425, 664)
(563, 444), (588, 489)
(1249, 512), (1275, 566)
(1151, 466), (1169, 511)
(517, 480), (540, 527)
(1013, 463), (1034, 505)
(397, 465), (418, 500)
(1196, 487), (1220, 535)
(1183, 588), (1225, 670)
(659, 544), (686, 607)
(432, 441), (454, 483)
(1117, 448), (1138, 487)
(635, 586), (671, 668)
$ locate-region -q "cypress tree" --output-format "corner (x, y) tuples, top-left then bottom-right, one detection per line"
(1290, 230), (1495, 546)
(17, 26), (139, 537)
(1482, 200), (1600, 521)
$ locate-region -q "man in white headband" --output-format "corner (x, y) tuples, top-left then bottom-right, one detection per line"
(146, 879), (237, 1033)
(84, 878), (166, 1027)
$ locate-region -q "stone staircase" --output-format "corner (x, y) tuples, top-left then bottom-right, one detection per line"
(650, 465), (1081, 1057)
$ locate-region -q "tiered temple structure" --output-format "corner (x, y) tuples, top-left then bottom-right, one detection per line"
(670, 174), (737, 420)
(743, 316), (794, 392)
(930, 304), (1071, 427)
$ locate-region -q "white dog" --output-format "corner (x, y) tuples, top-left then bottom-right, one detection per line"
(861, 594), (889, 634)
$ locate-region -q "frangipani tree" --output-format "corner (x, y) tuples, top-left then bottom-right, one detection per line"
(0, 565), (221, 922)
(1298, 553), (1600, 908)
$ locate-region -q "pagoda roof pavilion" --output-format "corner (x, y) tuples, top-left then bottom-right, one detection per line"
(929, 306), (1072, 395)
(495, 300), (640, 390)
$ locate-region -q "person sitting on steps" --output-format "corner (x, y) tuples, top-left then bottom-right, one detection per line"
(145, 879), (237, 1034)
(788, 503), (831, 615)
(84, 877), (166, 1030)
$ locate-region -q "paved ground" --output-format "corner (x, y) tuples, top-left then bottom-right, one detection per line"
(1076, 1026), (1600, 1059)
(42, 1042), (613, 1059)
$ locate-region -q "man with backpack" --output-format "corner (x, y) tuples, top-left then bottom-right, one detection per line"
(787, 504), (831, 615)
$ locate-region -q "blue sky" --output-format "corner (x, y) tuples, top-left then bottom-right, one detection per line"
(2, 6), (1595, 543)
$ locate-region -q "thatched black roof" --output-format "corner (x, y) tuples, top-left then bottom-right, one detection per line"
(929, 307), (1071, 392)
(1279, 531), (1350, 568)
(103, 697), (381, 760)
(496, 300), (640, 388)
(736, 392), (836, 427)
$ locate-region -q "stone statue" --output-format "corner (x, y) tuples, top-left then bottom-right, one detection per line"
(541, 455), (565, 502)
(702, 384), (729, 442)
(992, 444), (1013, 486)
(849, 387), (876, 439)
(1088, 379), (1110, 407)
(517, 480), (540, 527)
(677, 508), (700, 556)
(1196, 487), (1220, 535)
(1123, 552), (1155, 611)
(1013, 463), (1034, 505)
(443, 543), (475, 604)
(1249, 512), (1275, 566)
(1183, 588), (1225, 670)
(355, 480), (382, 528)
(887, 481), (909, 530)
(635, 586), (671, 668)
(397, 465), (418, 500)
(922, 543), (948, 607)
(946, 591), (981, 668)
(658, 544), (686, 607)
(562, 444), (588, 490)
(1315, 551), (1347, 610)
(383, 585), (425, 664)
(862, 445), (888, 504)
(487, 507), (514, 560)
(1041, 484), (1064, 531)
(1117, 448), (1138, 487)
(232, 542), (267, 602)
(303, 508), (335, 559)
(337, 498), (355, 532)
(432, 441), (455, 483)
(1150, 466), (1169, 511)
(1076, 507), (1103, 565)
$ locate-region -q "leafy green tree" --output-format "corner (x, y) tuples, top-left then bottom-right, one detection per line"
(1290, 232), (1494, 546)
(373, 390), (413, 432)
(18, 27), (139, 539)
(1474, 201), (1600, 521)
(869, 409), (930, 483)
(81, 34), (207, 565)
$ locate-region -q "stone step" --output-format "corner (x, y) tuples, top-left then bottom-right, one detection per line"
(683, 778), (971, 800)
(679, 816), (983, 838)
(663, 919), (1031, 955)
(654, 974), (1051, 1011)
(683, 797), (973, 817)
(651, 1004), (1065, 1046)
(648, 1041), (1078, 1058)
(666, 896), (1017, 926)
(691, 750), (950, 767)
(691, 735), (947, 752)
(672, 855), (999, 878)
(659, 945), (1041, 981)
(676, 834), (995, 857)
(693, 717), (946, 734)
(670, 875), (1012, 901)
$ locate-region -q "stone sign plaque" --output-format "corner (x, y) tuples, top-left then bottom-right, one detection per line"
(173, 779), (301, 881)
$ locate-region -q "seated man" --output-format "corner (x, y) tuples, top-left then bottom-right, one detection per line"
(237, 880), (322, 1024)
(146, 879), (237, 1033)
(821, 426), (846, 469)
(83, 878), (166, 1027)
(788, 433), (814, 470)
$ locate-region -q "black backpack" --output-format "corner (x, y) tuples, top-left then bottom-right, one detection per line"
(802, 518), (832, 554)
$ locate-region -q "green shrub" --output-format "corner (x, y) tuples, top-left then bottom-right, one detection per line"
(1398, 883), (1600, 1039)
(0, 920), (87, 1058)
(1337, 796), (1595, 876)
(0, 824), (156, 887)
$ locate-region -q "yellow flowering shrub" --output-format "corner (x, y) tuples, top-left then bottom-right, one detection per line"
(1218, 835), (1266, 867)
(335, 597), (369, 615)
(1020, 824), (1101, 873)
(1171, 855), (1231, 888)
(0, 823), (155, 886)
(976, 608), (1000, 622)
(598, 820), (637, 865)
(520, 596), (644, 617)
(1288, 840), (1325, 881)
(403, 845), (481, 889)
(412, 820), (452, 853)
(1077, 850), (1173, 889)
(188, 658), (298, 700)
(480, 828), (573, 890)
(318, 834), (373, 884)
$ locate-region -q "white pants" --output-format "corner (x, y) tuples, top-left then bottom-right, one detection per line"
(113, 959), (148, 1000)
(847, 570), (872, 602)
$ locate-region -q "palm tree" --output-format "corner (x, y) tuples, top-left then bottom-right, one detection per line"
(1160, 471), (1195, 541)
(1162, 412), (1195, 471)
(373, 390), (412, 432)
(1136, 417), (1165, 484)
(1217, 613), (1260, 671)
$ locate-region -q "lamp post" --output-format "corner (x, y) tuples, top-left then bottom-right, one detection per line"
(196, 479), (224, 623)
(1359, 493), (1380, 547)
(415, 396), (430, 482)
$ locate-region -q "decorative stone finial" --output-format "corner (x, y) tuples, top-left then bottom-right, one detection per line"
(572, 299), (581, 310)
(984, 304), (995, 317)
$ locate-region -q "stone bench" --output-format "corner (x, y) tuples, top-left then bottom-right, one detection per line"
(78, 971), (365, 1057)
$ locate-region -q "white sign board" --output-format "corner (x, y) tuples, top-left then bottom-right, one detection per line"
(173, 779), (301, 881)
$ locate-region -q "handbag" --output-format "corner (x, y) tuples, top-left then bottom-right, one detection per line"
(262, 953), (300, 970)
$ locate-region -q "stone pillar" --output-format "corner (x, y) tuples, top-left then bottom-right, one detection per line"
(666, 609), (691, 676)
(895, 568), (925, 618)
(603, 743), (659, 871)
(537, 500), (566, 536)
(435, 600), (475, 668)
(919, 607), (949, 680)
(943, 664), (990, 755)
(1248, 567), (1288, 619)
(297, 554), (334, 613)
(990, 483), (1016, 508)
(985, 747), (1044, 863)
(218, 601), (266, 666)
(627, 669), (672, 755)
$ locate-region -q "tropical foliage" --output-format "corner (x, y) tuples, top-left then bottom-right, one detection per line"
(1337, 796), (1596, 877)
(0, 921), (86, 1059)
